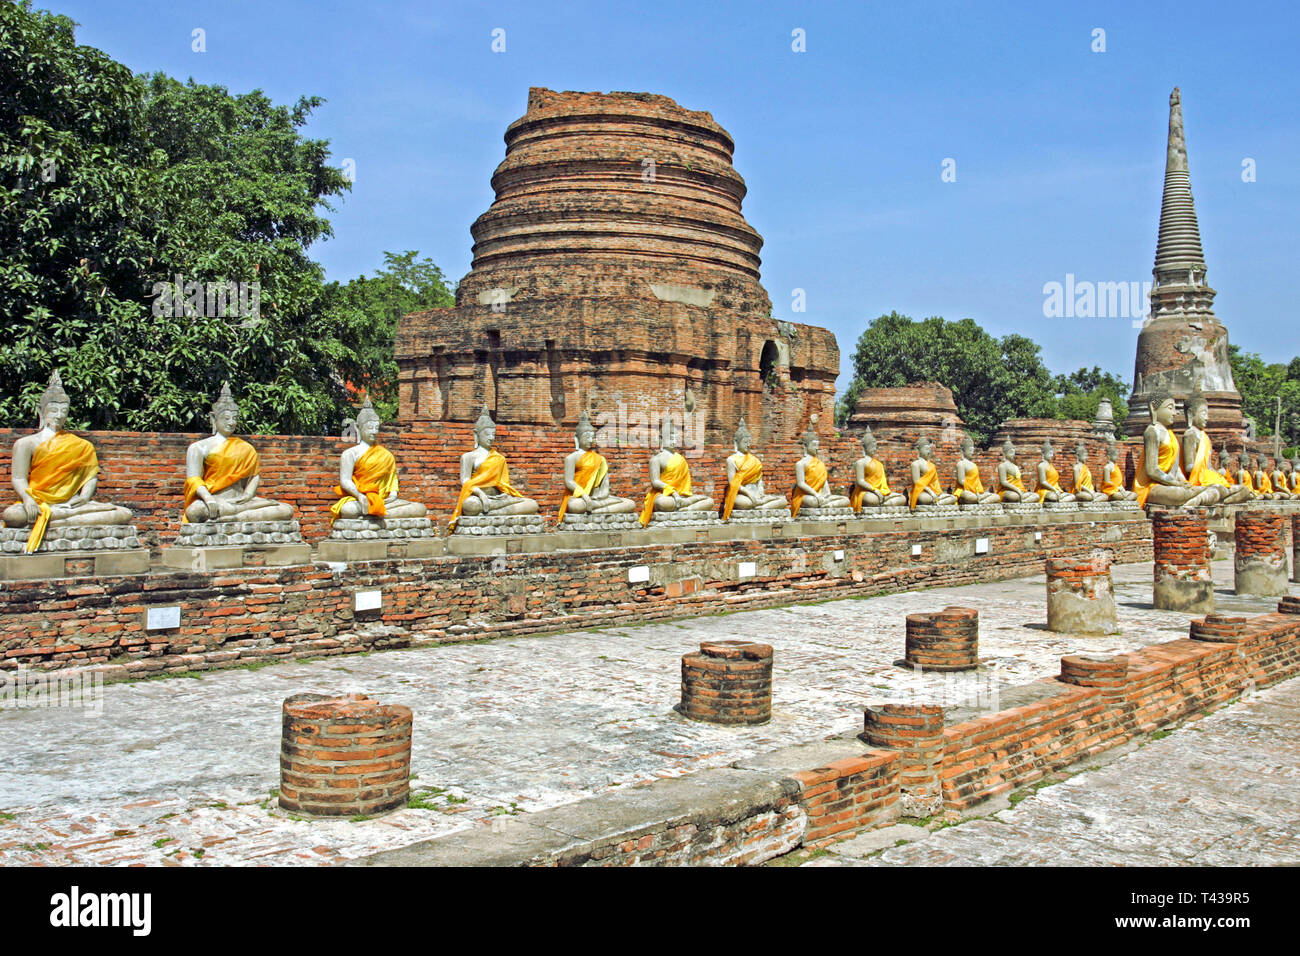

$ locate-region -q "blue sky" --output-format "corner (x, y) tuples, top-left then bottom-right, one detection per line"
(49, 0), (1300, 392)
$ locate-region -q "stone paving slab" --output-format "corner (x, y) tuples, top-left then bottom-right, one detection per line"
(803, 673), (1300, 867)
(0, 558), (1294, 866)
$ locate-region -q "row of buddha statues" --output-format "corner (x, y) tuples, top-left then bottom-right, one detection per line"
(4, 374), (1298, 556)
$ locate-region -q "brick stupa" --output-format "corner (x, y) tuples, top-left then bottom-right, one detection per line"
(1124, 88), (1245, 443)
(396, 88), (839, 444)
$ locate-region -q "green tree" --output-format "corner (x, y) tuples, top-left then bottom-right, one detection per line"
(838, 312), (1064, 443)
(1231, 345), (1300, 452)
(1054, 366), (1129, 436)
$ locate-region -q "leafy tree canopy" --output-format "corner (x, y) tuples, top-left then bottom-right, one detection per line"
(1230, 345), (1300, 454)
(837, 312), (1130, 444)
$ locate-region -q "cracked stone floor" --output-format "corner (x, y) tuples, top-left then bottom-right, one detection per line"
(0, 558), (1294, 865)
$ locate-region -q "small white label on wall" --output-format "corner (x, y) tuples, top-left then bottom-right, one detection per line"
(628, 566), (650, 584)
(1034, 531), (1043, 543)
(145, 605), (181, 631)
(738, 561), (757, 578)
(355, 590), (382, 612)
(833, 550), (844, 562)
(975, 538), (989, 555)
(911, 544), (923, 557)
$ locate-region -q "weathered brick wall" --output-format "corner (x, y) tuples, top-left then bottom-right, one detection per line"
(0, 517), (1153, 677)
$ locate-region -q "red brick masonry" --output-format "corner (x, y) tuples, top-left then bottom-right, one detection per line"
(902, 606), (979, 671)
(679, 640), (773, 725)
(279, 693), (413, 818)
(788, 601), (1300, 848)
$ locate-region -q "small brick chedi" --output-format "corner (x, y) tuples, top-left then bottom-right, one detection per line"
(680, 640), (773, 725)
(395, 88), (838, 445)
(1151, 510), (1214, 612)
(901, 606), (980, 671)
(279, 693), (413, 818)
(1045, 551), (1119, 635)
(1233, 512), (1289, 598)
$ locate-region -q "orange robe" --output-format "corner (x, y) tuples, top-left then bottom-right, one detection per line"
(557, 449), (608, 523)
(1133, 429), (1180, 508)
(1100, 464), (1124, 496)
(955, 463), (997, 500)
(1036, 463), (1064, 502)
(1255, 472), (1274, 495)
(450, 449), (523, 528)
(1074, 464), (1095, 495)
(640, 452), (692, 526)
(1293, 472), (1300, 494)
(721, 452), (766, 520)
(851, 458), (893, 512)
(791, 457), (829, 518)
(1235, 469), (1254, 492)
(1002, 465), (1029, 497)
(21, 431), (100, 553)
(909, 461), (942, 510)
(330, 444), (398, 523)
(1186, 431), (1228, 487)
(1271, 472), (1290, 499)
(183, 436), (260, 522)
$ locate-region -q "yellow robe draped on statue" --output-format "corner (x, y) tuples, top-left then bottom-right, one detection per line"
(330, 444), (398, 523)
(1235, 470), (1254, 492)
(22, 431), (100, 553)
(1257, 473), (1274, 495)
(956, 464), (997, 500)
(1271, 473), (1291, 499)
(1100, 465), (1124, 496)
(1002, 466), (1029, 497)
(1133, 429), (1180, 509)
(1186, 432), (1228, 487)
(557, 450), (608, 523)
(791, 457), (829, 518)
(182, 436), (260, 523)
(1074, 465), (1095, 495)
(1036, 463), (1063, 502)
(640, 452), (692, 526)
(851, 459), (893, 513)
(721, 452), (764, 521)
(450, 449), (522, 529)
(908, 461), (941, 510)
(1293, 473), (1300, 494)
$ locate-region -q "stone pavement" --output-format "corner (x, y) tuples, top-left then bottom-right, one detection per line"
(800, 670), (1300, 866)
(0, 558), (1294, 866)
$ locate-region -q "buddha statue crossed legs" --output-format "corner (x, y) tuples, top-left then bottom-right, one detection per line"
(3, 371), (132, 552)
(331, 397), (427, 523)
(557, 411), (635, 521)
(791, 428), (851, 517)
(1099, 439), (1137, 501)
(450, 407), (540, 527)
(640, 418), (714, 525)
(721, 418), (787, 519)
(996, 440), (1031, 502)
(1182, 390), (1251, 505)
(851, 427), (906, 511)
(1132, 391), (1222, 509)
(953, 436), (1000, 505)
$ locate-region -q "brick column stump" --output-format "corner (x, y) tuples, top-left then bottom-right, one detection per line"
(1152, 511), (1214, 613)
(897, 606), (979, 671)
(1234, 512), (1288, 597)
(279, 693), (413, 818)
(1293, 515), (1299, 584)
(860, 704), (945, 816)
(1059, 654), (1130, 700)
(680, 640), (773, 725)
(1189, 614), (1250, 643)
(1046, 551), (1118, 635)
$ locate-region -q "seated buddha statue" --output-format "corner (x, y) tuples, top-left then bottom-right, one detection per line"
(1070, 440), (1100, 502)
(1099, 439), (1137, 501)
(909, 436), (956, 509)
(557, 410), (635, 521)
(3, 371), (133, 553)
(1269, 459), (1293, 500)
(953, 436), (998, 504)
(851, 426), (906, 511)
(720, 418), (786, 519)
(330, 397), (427, 523)
(996, 440), (1031, 502)
(640, 418), (714, 525)
(1233, 452), (1256, 497)
(450, 406), (540, 527)
(791, 428), (851, 517)
(1132, 392), (1222, 509)
(1283, 457), (1299, 496)
(183, 383), (295, 524)
(1217, 444), (1232, 483)
(1252, 455), (1283, 500)
(1182, 392), (1251, 504)
(1035, 439), (1075, 504)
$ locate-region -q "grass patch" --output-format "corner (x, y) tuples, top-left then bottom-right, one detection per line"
(0, 811), (16, 822)
(1150, 729), (1173, 741)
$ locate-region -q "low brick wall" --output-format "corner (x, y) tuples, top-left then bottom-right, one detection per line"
(0, 516), (1152, 678)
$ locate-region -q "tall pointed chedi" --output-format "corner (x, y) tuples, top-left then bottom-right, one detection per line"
(1124, 88), (1244, 443)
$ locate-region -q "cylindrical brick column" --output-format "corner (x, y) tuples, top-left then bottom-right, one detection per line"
(1059, 654), (1130, 700)
(1046, 551), (1118, 635)
(860, 704), (945, 816)
(902, 607), (979, 671)
(1234, 512), (1288, 597)
(279, 693), (412, 818)
(680, 640), (772, 725)
(1278, 596), (1300, 615)
(1152, 511), (1214, 613)
(1189, 614), (1250, 643)
(1292, 515), (1299, 584)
